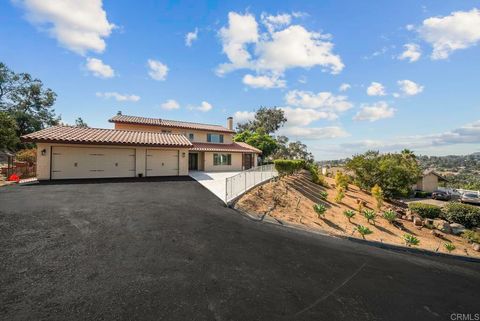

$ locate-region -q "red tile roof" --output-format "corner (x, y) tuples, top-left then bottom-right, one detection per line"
(191, 142), (261, 153)
(109, 114), (234, 133)
(21, 126), (193, 148)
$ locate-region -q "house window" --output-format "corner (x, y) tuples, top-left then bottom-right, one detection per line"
(213, 154), (231, 166)
(188, 133), (194, 141)
(207, 133), (224, 143)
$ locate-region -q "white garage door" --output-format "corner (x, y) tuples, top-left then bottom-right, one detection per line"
(51, 146), (136, 179)
(146, 149), (179, 176)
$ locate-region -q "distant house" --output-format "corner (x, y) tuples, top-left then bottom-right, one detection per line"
(414, 169), (448, 193)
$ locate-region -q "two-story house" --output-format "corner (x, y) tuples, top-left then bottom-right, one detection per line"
(21, 114), (260, 180)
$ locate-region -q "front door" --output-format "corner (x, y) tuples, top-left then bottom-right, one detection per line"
(189, 153), (198, 170)
(243, 153), (253, 170)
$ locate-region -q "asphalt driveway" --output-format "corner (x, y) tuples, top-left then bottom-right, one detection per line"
(1, 178), (479, 321)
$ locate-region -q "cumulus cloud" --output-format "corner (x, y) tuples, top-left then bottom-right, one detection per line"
(190, 101), (212, 112)
(339, 83), (351, 92)
(279, 126), (349, 140)
(281, 107), (337, 126)
(284, 90), (353, 113)
(16, 0), (115, 55)
(147, 59), (168, 81)
(85, 58), (114, 78)
(96, 92), (140, 102)
(185, 28), (198, 47)
(398, 43), (421, 62)
(217, 11), (344, 86)
(397, 80), (424, 96)
(354, 101), (396, 122)
(242, 74), (286, 88)
(161, 99), (180, 110)
(417, 8), (480, 59)
(234, 111), (256, 124)
(366, 82), (386, 96)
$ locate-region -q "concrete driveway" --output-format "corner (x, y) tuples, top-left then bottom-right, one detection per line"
(1, 178), (479, 320)
(189, 170), (240, 202)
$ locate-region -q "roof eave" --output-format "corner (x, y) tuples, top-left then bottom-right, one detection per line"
(20, 137), (193, 148)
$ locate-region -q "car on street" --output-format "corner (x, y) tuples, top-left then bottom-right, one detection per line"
(460, 192), (480, 205)
(431, 190), (451, 201)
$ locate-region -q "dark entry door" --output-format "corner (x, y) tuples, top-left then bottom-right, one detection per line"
(188, 153), (198, 170)
(244, 153), (253, 170)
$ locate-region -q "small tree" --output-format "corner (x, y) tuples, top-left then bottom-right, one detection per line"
(404, 234), (420, 247)
(382, 210), (396, 224)
(371, 184), (384, 210)
(334, 187), (345, 203)
(444, 243), (456, 253)
(363, 209), (376, 225)
(343, 210), (355, 223)
(313, 204), (327, 218)
(357, 199), (366, 214)
(15, 148), (36, 165)
(356, 225), (373, 239)
(335, 171), (349, 190)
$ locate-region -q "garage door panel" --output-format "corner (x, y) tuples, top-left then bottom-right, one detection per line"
(52, 147), (135, 179)
(146, 149), (179, 176)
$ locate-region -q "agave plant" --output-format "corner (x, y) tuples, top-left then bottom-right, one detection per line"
(343, 210), (356, 223)
(313, 204), (327, 218)
(382, 210), (397, 224)
(404, 234), (420, 247)
(444, 242), (456, 253)
(356, 225), (373, 239)
(319, 191), (328, 199)
(363, 209), (376, 225)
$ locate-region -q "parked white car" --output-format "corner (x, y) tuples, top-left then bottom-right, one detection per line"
(460, 192), (480, 205)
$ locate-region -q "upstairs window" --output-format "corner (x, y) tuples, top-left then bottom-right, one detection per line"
(188, 133), (194, 141)
(207, 133), (224, 143)
(213, 154), (231, 166)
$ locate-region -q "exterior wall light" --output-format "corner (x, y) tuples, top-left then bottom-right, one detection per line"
(41, 149), (47, 156)
(182, 152), (186, 158)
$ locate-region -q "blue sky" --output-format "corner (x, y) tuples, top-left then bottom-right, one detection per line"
(1, 0), (480, 160)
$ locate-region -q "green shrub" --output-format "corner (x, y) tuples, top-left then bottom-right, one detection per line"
(334, 187), (345, 203)
(313, 204), (327, 218)
(444, 243), (456, 253)
(319, 191), (328, 199)
(274, 159), (305, 176)
(356, 225), (373, 239)
(442, 202), (480, 228)
(404, 234), (420, 247)
(343, 210), (355, 222)
(335, 171), (349, 190)
(363, 209), (376, 225)
(461, 230), (480, 244)
(408, 203), (442, 219)
(382, 210), (397, 224)
(309, 164), (328, 187)
(371, 184), (384, 210)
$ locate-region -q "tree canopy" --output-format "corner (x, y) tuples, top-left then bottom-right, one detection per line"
(0, 62), (59, 149)
(75, 117), (89, 128)
(0, 111), (19, 150)
(234, 129), (278, 158)
(236, 106), (286, 134)
(346, 150), (421, 198)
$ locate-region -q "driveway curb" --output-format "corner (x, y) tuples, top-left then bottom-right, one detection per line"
(232, 207), (480, 263)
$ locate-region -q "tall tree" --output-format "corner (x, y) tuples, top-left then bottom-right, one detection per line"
(236, 106), (287, 134)
(272, 136), (313, 162)
(0, 111), (19, 150)
(75, 117), (89, 128)
(234, 130), (278, 158)
(0, 62), (59, 148)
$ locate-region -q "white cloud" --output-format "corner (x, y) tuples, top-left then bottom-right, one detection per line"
(279, 126), (349, 140)
(366, 82), (386, 96)
(161, 99), (180, 110)
(147, 59), (168, 81)
(185, 28), (198, 47)
(96, 92), (140, 102)
(397, 79), (424, 96)
(85, 58), (114, 78)
(260, 13), (292, 33)
(234, 111), (256, 123)
(217, 11), (344, 84)
(398, 43), (421, 62)
(17, 0), (115, 55)
(418, 8), (480, 60)
(281, 107), (337, 126)
(354, 101), (396, 122)
(190, 101), (212, 112)
(242, 74), (286, 88)
(284, 90), (353, 112)
(339, 83), (351, 92)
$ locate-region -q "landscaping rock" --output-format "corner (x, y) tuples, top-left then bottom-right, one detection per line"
(406, 214), (414, 222)
(450, 223), (466, 235)
(433, 219), (452, 234)
(431, 230), (443, 238)
(472, 243), (480, 252)
(413, 217), (423, 226)
(425, 218), (434, 226)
